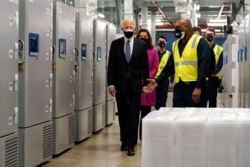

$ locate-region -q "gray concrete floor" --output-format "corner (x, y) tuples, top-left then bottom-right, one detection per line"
(42, 118), (141, 167)
(41, 92), (224, 167)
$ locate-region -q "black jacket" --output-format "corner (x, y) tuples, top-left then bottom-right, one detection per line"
(107, 37), (149, 94)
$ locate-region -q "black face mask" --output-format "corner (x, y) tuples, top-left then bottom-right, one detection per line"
(206, 35), (213, 41)
(174, 28), (183, 38)
(140, 38), (149, 44)
(124, 30), (134, 38)
(158, 41), (166, 48)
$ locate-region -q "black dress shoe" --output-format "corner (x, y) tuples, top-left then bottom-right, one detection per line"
(120, 143), (127, 151)
(127, 147), (135, 156)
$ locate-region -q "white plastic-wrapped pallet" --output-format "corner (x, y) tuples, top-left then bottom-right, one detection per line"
(207, 108), (237, 167)
(142, 107), (181, 167)
(175, 108), (209, 167)
(236, 108), (250, 167)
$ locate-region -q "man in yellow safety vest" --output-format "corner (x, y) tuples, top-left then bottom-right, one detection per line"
(206, 27), (223, 107)
(143, 18), (211, 107)
(155, 36), (174, 109)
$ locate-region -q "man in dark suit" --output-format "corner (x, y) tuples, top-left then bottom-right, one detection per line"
(107, 18), (149, 156)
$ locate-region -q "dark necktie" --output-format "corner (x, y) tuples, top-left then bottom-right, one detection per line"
(125, 40), (131, 63)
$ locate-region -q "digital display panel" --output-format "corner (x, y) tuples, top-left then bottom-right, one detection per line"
(97, 46), (101, 61)
(81, 43), (87, 60)
(29, 33), (39, 57)
(59, 38), (66, 58)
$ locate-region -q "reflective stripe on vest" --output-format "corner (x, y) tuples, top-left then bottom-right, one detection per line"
(214, 44), (223, 77)
(172, 34), (202, 83)
(155, 50), (170, 78)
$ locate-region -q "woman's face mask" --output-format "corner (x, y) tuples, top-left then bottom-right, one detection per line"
(140, 38), (149, 44)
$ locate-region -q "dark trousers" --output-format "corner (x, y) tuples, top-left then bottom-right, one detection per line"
(139, 106), (151, 140)
(155, 80), (169, 110)
(173, 81), (207, 107)
(115, 82), (140, 148)
(207, 77), (219, 107)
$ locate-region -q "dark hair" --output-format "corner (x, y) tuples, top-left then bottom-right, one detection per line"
(207, 27), (216, 35)
(158, 35), (167, 42)
(136, 28), (154, 49)
(192, 26), (202, 35)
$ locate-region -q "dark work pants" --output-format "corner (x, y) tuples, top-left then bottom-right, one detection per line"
(173, 81), (207, 107)
(115, 81), (140, 148)
(208, 77), (219, 107)
(139, 106), (151, 140)
(155, 80), (169, 110)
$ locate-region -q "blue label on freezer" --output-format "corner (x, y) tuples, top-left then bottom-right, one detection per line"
(59, 38), (66, 58)
(81, 43), (87, 60)
(97, 46), (101, 61)
(29, 33), (39, 57)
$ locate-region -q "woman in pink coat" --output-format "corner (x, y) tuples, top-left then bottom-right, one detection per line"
(136, 28), (159, 140)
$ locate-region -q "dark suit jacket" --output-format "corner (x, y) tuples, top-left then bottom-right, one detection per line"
(107, 37), (149, 94)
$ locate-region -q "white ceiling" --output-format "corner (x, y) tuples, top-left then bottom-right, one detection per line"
(97, 0), (234, 30)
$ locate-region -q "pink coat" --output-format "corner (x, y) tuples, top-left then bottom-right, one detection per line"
(141, 47), (159, 106)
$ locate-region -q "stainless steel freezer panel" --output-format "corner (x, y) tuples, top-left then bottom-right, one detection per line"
(93, 103), (106, 132)
(244, 20), (250, 108)
(221, 35), (239, 107)
(93, 19), (107, 105)
(53, 113), (75, 155)
(0, 0), (18, 137)
(75, 12), (93, 110)
(106, 23), (116, 101)
(0, 133), (18, 167)
(244, 51), (250, 108)
(18, 0), (53, 127)
(53, 2), (75, 118)
(75, 108), (93, 142)
(18, 121), (52, 167)
(238, 21), (246, 107)
(105, 23), (116, 126)
(106, 100), (116, 126)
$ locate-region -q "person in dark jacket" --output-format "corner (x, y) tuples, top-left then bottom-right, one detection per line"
(192, 26), (215, 79)
(155, 36), (174, 110)
(205, 27), (224, 107)
(107, 18), (149, 156)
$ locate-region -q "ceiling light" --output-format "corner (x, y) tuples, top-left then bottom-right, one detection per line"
(207, 22), (226, 26)
(194, 4), (200, 10)
(208, 19), (227, 24)
(155, 22), (164, 25)
(97, 13), (105, 18)
(208, 19), (226, 23)
(208, 6), (220, 8)
(207, 19), (226, 26)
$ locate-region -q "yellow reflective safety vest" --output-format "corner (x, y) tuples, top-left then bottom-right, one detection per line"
(155, 50), (171, 78)
(213, 44), (223, 78)
(172, 34), (202, 83)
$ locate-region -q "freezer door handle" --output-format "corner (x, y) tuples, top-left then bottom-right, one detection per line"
(18, 39), (24, 63)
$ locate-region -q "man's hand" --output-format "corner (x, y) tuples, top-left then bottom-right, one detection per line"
(168, 82), (174, 91)
(108, 86), (116, 97)
(192, 88), (201, 103)
(143, 79), (158, 94)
